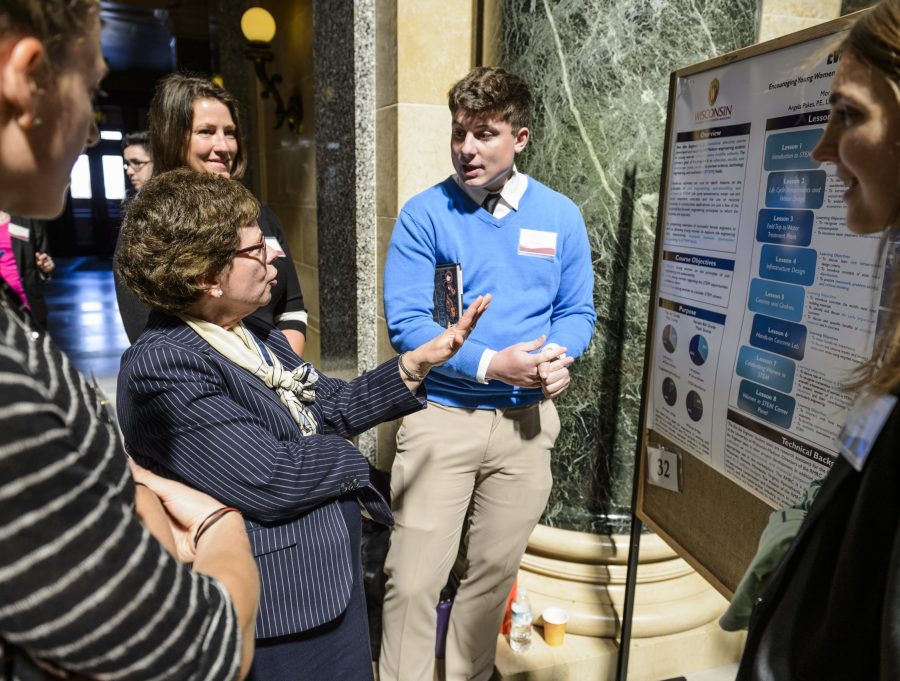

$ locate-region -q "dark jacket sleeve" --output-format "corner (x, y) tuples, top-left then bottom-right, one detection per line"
(118, 342), (421, 523)
(312, 357), (427, 438)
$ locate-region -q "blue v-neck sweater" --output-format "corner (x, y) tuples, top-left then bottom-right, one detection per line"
(384, 176), (596, 409)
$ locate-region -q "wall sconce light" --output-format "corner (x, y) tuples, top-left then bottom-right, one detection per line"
(240, 7), (303, 134)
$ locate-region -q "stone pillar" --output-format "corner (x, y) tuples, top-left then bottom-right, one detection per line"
(312, 0), (378, 453)
(373, 0), (474, 468)
(249, 0), (319, 366)
(759, 0), (842, 42)
(313, 0), (358, 376)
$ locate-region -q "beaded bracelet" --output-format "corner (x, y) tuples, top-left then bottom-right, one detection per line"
(194, 507), (240, 547)
(398, 352), (426, 382)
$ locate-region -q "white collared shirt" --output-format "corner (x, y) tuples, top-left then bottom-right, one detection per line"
(453, 166), (529, 219)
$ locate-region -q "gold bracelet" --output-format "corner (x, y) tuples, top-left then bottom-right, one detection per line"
(398, 352), (426, 382)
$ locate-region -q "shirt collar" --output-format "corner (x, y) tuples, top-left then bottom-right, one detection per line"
(453, 166), (528, 213)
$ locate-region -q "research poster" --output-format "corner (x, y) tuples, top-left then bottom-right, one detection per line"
(647, 29), (896, 509)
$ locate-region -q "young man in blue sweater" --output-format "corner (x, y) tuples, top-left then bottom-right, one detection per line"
(380, 66), (596, 681)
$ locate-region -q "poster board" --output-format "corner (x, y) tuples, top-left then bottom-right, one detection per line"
(636, 11), (887, 597)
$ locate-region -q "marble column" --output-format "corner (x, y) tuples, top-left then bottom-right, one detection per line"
(313, 0), (378, 455)
(501, 0), (760, 534)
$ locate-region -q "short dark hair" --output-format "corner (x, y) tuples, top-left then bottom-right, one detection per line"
(123, 130), (150, 154)
(0, 0), (99, 72)
(448, 66), (533, 130)
(148, 73), (247, 179)
(116, 169), (260, 315)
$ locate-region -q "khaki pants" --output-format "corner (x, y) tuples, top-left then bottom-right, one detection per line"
(379, 400), (559, 681)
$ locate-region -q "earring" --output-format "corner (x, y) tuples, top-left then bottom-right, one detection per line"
(211, 288), (223, 298)
(32, 116), (42, 128)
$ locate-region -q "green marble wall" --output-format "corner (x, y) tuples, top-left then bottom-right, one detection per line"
(502, 0), (760, 533)
(842, 0), (876, 13)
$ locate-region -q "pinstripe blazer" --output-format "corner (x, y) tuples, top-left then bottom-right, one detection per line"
(116, 313), (425, 639)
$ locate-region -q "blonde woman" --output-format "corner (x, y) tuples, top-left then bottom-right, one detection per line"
(737, 1), (900, 678)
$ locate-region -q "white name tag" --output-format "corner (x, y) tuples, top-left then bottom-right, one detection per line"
(8, 223), (29, 241)
(836, 392), (897, 471)
(518, 229), (557, 259)
(265, 237), (286, 258)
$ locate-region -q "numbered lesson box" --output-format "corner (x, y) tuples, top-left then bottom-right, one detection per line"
(737, 379), (796, 429)
(758, 244), (817, 286)
(763, 129), (823, 171)
(749, 313), (807, 361)
(756, 209), (814, 247)
(736, 345), (796, 393)
(765, 170), (826, 209)
(747, 278), (805, 322)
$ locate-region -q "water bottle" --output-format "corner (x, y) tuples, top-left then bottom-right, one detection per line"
(509, 588), (533, 653)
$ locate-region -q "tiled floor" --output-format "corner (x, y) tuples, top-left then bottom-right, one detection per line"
(44, 257), (129, 400)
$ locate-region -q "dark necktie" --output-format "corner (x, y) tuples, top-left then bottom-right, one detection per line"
(482, 193), (501, 214)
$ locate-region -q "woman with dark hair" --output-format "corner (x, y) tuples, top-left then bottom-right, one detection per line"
(136, 73), (309, 357)
(115, 168), (489, 679)
(0, 2), (260, 679)
(737, 1), (900, 677)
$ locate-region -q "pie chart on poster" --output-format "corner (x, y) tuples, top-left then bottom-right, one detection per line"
(662, 324), (678, 353)
(662, 376), (677, 406)
(686, 390), (704, 422)
(689, 334), (709, 366)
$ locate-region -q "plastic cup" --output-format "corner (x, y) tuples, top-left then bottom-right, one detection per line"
(541, 607), (569, 646)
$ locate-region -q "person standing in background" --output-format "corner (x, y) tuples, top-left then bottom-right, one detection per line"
(380, 66), (596, 681)
(0, 212), (53, 328)
(122, 130), (153, 192)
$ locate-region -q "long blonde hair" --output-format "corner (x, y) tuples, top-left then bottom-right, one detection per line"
(844, 0), (900, 394)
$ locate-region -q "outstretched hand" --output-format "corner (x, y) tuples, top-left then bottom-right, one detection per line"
(400, 294), (492, 382)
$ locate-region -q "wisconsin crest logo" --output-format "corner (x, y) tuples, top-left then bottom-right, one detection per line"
(708, 78), (720, 106)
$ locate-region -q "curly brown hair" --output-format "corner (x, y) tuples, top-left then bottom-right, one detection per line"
(149, 73), (248, 180)
(447, 66), (532, 130)
(116, 169), (260, 314)
(0, 0), (99, 71)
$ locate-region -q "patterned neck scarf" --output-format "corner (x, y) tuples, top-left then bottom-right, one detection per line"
(180, 314), (319, 436)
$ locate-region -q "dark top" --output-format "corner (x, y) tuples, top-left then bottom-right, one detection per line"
(115, 203), (307, 344)
(0, 281), (241, 680)
(737, 393), (900, 681)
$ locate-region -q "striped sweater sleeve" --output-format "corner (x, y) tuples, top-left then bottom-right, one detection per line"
(0, 305), (242, 680)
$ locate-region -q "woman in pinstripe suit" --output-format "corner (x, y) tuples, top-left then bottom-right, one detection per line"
(116, 168), (490, 680)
